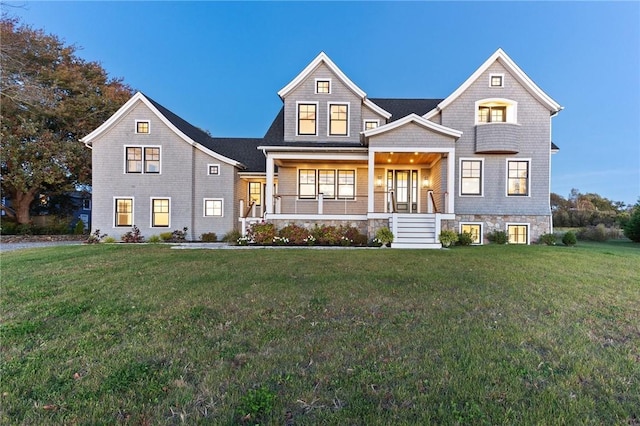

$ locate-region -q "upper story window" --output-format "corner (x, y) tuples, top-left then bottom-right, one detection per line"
(475, 99), (517, 125)
(329, 103), (348, 136)
(136, 120), (150, 134)
(507, 160), (530, 196)
(490, 74), (504, 87)
(82, 199), (91, 210)
(126, 146), (161, 174)
(364, 120), (379, 131)
(208, 164), (220, 176)
(315, 79), (331, 94)
(460, 159), (483, 196)
(204, 198), (223, 217)
(297, 103), (317, 135)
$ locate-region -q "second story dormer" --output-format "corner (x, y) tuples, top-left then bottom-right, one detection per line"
(277, 52), (390, 143)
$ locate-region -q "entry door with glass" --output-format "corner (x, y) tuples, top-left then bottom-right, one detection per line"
(387, 170), (418, 213)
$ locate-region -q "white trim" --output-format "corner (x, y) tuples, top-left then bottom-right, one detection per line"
(257, 146), (368, 153)
(506, 222), (530, 245)
(363, 113), (462, 139)
(296, 101), (319, 136)
(203, 198), (224, 218)
(363, 119), (380, 131)
(506, 158), (531, 197)
(135, 119), (150, 134)
(363, 98), (392, 119)
(150, 197), (171, 228)
(207, 163), (220, 176)
(113, 196), (134, 228)
(459, 157), (484, 197)
(278, 52), (366, 99)
(81, 92), (244, 168)
(475, 98), (518, 125)
(327, 102), (350, 137)
(424, 48), (562, 119)
(459, 222), (484, 245)
(124, 145), (162, 174)
(315, 78), (332, 94)
(489, 73), (504, 88)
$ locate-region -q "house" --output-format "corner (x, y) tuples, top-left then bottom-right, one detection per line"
(81, 48), (562, 247)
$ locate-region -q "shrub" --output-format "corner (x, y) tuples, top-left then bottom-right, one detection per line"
(487, 230), (508, 244)
(86, 229), (107, 244)
(103, 236), (116, 243)
(457, 231), (474, 246)
(438, 229), (458, 248)
(623, 202), (640, 242)
(562, 231), (577, 246)
(121, 225), (144, 243)
(222, 229), (242, 244)
(278, 224), (312, 245)
(200, 232), (217, 242)
(375, 226), (394, 247)
(577, 224), (609, 242)
(148, 235), (162, 243)
(159, 232), (173, 241)
(171, 227), (188, 242)
(312, 225), (343, 245)
(247, 222), (276, 245)
(73, 220), (86, 235)
(0, 220), (19, 235)
(538, 233), (557, 246)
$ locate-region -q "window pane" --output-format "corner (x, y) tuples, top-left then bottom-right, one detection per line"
(145, 147), (160, 173)
(461, 224), (481, 243)
(115, 198), (132, 226)
(491, 76), (502, 87)
(338, 170), (355, 199)
(508, 225), (527, 244)
(249, 182), (262, 205)
(299, 169), (316, 198)
(204, 199), (222, 216)
(508, 161), (529, 195)
(316, 80), (330, 93)
(126, 147), (142, 173)
(152, 199), (169, 227)
(478, 107), (490, 123)
(461, 160), (482, 195)
(491, 107), (505, 123)
(364, 121), (378, 131)
(136, 121), (149, 133)
(318, 170), (335, 199)
(330, 104), (348, 135)
(298, 104), (316, 135)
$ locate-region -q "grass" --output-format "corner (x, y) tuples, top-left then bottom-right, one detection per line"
(1, 242), (639, 425)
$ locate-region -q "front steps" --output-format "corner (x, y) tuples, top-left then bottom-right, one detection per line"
(390, 214), (441, 249)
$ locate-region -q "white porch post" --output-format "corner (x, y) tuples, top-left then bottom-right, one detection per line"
(447, 150), (455, 214)
(368, 150), (375, 213)
(318, 193), (323, 214)
(265, 155), (275, 215)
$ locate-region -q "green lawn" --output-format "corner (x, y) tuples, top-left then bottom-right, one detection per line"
(1, 242), (639, 425)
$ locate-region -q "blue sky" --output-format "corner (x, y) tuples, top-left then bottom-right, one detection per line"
(6, 1), (640, 205)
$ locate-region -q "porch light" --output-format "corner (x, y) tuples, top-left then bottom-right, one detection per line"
(422, 178), (430, 188)
(376, 176), (383, 187)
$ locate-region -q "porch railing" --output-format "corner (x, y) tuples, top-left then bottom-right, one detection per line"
(273, 193), (360, 215)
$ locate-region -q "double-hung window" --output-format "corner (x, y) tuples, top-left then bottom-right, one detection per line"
(507, 160), (529, 196)
(115, 198), (133, 227)
(249, 182), (262, 206)
(126, 146), (160, 173)
(204, 199), (223, 217)
(318, 170), (335, 199)
(298, 169), (355, 200)
(298, 103), (317, 135)
(151, 198), (170, 227)
(329, 103), (348, 136)
(460, 159), (483, 196)
(337, 170), (355, 199)
(299, 169), (317, 199)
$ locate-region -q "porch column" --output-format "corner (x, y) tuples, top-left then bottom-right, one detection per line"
(265, 155), (275, 215)
(446, 150), (455, 213)
(368, 150), (375, 213)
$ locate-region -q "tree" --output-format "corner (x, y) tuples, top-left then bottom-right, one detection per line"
(1, 17), (132, 224)
(623, 201), (640, 242)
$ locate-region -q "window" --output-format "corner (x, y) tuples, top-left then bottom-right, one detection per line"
(329, 103), (348, 136)
(478, 105), (506, 123)
(318, 170), (335, 199)
(460, 223), (482, 244)
(460, 159), (483, 196)
(298, 103), (317, 135)
(151, 198), (170, 227)
(364, 120), (379, 131)
(208, 164), (220, 175)
(490, 74), (504, 87)
(507, 160), (529, 196)
(249, 182), (262, 205)
(82, 199), (91, 210)
(316, 79), (330, 94)
(476, 99), (517, 124)
(299, 169), (316, 199)
(115, 198), (133, 227)
(507, 224), (528, 244)
(136, 120), (150, 134)
(338, 170), (355, 199)
(126, 146), (160, 174)
(204, 199), (223, 217)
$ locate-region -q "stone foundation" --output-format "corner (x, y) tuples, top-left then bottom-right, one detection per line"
(443, 214), (551, 244)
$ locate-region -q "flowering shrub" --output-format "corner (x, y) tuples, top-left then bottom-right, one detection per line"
(242, 222), (368, 247)
(312, 225), (343, 245)
(121, 225), (144, 243)
(278, 224), (313, 245)
(246, 222), (277, 245)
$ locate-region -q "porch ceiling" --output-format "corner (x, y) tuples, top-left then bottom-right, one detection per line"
(374, 152), (440, 165)
(274, 158), (368, 166)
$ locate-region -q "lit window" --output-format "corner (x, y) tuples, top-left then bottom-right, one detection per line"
(461, 160), (482, 195)
(364, 120), (379, 131)
(126, 147), (142, 173)
(329, 104), (348, 136)
(490, 74), (503, 87)
(316, 80), (330, 94)
(126, 146), (160, 174)
(136, 121), (150, 134)
(461, 224), (482, 244)
(204, 199), (223, 217)
(507, 160), (529, 196)
(299, 169), (316, 199)
(337, 170), (355, 199)
(115, 198), (133, 227)
(145, 147), (160, 173)
(508, 224), (528, 244)
(298, 104), (317, 135)
(151, 198), (170, 227)
(208, 164), (220, 176)
(318, 170), (335, 199)
(478, 105), (506, 123)
(249, 182), (262, 205)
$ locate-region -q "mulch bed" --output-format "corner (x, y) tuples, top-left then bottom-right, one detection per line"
(0, 235), (87, 244)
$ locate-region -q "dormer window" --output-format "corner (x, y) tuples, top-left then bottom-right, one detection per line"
(490, 74), (504, 87)
(475, 99), (517, 125)
(315, 79), (331, 94)
(136, 120), (150, 134)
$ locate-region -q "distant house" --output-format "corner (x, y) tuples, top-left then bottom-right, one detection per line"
(81, 48), (562, 247)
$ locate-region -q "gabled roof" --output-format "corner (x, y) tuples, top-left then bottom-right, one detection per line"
(370, 98), (443, 122)
(424, 48), (562, 119)
(80, 92), (246, 168)
(363, 113), (463, 139)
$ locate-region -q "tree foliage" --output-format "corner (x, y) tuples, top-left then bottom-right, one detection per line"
(0, 16), (132, 223)
(551, 189), (630, 228)
(623, 201), (640, 242)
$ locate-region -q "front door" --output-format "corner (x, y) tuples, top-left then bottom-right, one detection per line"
(387, 170), (418, 213)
